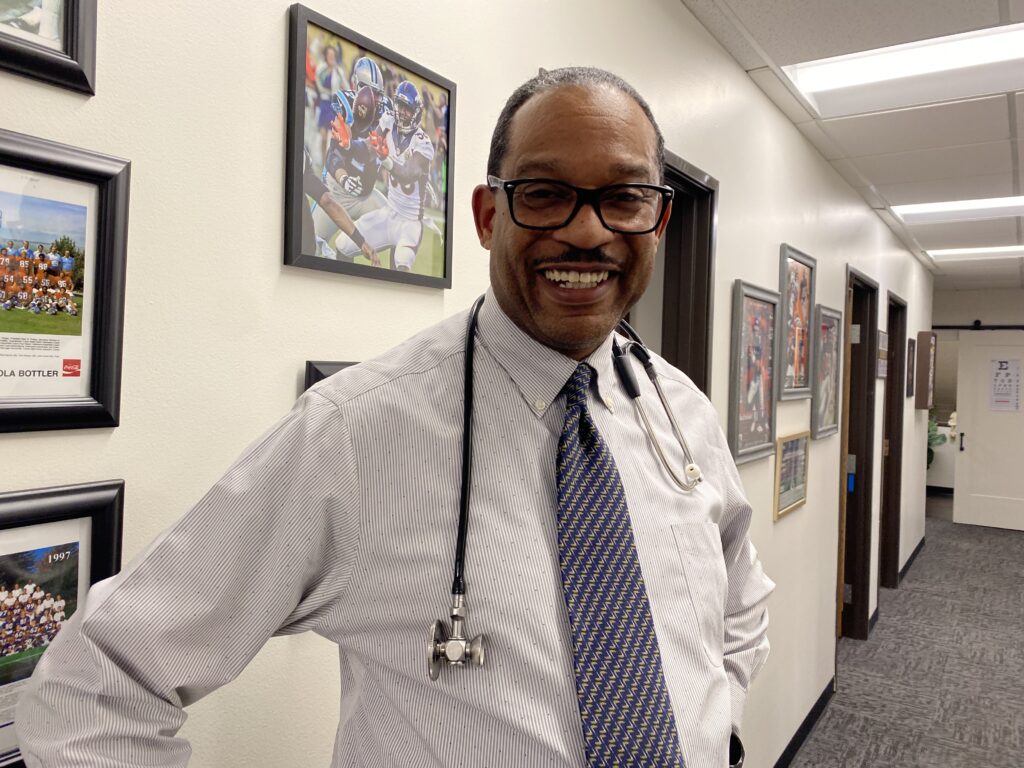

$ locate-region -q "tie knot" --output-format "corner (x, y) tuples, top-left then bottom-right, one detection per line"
(564, 363), (593, 409)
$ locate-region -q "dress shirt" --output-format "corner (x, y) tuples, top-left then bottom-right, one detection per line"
(17, 288), (774, 768)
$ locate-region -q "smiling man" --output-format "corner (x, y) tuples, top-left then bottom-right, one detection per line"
(18, 68), (771, 768)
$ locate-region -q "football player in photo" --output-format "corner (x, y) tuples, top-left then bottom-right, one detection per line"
(334, 80), (435, 272)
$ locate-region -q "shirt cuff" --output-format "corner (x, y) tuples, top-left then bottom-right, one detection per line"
(729, 677), (747, 734)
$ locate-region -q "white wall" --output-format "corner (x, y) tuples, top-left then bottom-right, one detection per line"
(933, 288), (1024, 326)
(0, 1), (932, 766)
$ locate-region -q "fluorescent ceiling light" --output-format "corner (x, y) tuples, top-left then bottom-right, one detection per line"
(781, 23), (1024, 117)
(928, 245), (1024, 261)
(891, 196), (1024, 225)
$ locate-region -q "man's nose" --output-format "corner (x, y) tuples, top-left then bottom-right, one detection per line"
(552, 201), (615, 250)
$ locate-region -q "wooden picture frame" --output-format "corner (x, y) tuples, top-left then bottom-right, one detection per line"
(285, 4), (455, 288)
(0, 480), (123, 767)
(303, 360), (356, 391)
(0, 128), (130, 433)
(0, 0), (97, 95)
(729, 280), (779, 464)
(915, 331), (936, 410)
(774, 431), (809, 520)
(778, 243), (816, 400)
(811, 304), (842, 439)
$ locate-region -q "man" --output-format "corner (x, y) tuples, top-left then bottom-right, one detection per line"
(18, 68), (771, 768)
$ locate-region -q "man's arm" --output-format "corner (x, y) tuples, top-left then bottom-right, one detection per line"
(16, 391), (361, 767)
(717, 452), (774, 735)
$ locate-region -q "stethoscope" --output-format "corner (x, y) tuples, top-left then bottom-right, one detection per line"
(427, 294), (704, 680)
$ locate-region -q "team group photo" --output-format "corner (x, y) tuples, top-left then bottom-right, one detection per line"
(0, 190), (86, 338)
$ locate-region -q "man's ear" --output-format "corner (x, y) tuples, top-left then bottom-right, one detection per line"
(471, 184), (496, 250)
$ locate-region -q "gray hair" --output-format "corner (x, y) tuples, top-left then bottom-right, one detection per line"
(486, 66), (666, 182)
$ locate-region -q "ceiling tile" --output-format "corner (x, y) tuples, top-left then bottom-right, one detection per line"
(874, 173), (1015, 205)
(710, 0), (1002, 66)
(935, 258), (1022, 276)
(933, 272), (1022, 289)
(849, 141), (1011, 186)
(821, 97), (1009, 158)
(680, 0), (767, 70)
(748, 67), (815, 123)
(908, 217), (1020, 248)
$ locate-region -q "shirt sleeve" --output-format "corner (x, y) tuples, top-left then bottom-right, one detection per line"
(714, 434), (775, 736)
(15, 390), (362, 767)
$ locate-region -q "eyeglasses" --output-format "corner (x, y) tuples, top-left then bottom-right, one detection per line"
(487, 176), (673, 234)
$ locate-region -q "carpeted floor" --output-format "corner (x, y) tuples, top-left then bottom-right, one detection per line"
(789, 497), (1024, 768)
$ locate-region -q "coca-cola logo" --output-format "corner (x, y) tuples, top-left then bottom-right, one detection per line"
(62, 359), (81, 377)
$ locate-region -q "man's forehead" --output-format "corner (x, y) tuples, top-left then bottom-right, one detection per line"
(502, 84), (659, 179)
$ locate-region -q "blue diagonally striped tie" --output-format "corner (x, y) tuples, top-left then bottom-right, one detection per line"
(557, 363), (685, 767)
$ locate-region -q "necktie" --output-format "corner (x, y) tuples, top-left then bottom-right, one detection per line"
(557, 363), (685, 767)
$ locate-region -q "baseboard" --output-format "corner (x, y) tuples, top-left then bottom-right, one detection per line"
(926, 485), (953, 496)
(869, 607), (879, 632)
(899, 537), (926, 584)
(773, 678), (835, 768)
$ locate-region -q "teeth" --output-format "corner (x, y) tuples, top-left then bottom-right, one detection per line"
(542, 269), (610, 289)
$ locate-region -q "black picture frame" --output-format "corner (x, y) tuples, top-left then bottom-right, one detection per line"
(0, 0), (97, 95)
(906, 337), (916, 398)
(777, 243), (816, 400)
(0, 128), (130, 433)
(0, 480), (123, 768)
(303, 360), (356, 391)
(285, 4), (455, 289)
(728, 280), (779, 464)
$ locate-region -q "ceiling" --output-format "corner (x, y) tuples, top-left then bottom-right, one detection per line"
(680, 0), (1024, 290)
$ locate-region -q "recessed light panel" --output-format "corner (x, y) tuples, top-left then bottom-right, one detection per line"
(782, 23), (1024, 117)
(892, 196), (1024, 225)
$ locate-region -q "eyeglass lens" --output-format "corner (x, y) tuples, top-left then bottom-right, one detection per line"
(510, 181), (664, 232)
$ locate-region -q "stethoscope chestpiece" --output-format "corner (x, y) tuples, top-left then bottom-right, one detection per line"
(427, 593), (486, 681)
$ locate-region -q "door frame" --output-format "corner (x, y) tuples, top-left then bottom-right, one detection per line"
(837, 266), (878, 640)
(659, 149), (718, 394)
(880, 292), (907, 589)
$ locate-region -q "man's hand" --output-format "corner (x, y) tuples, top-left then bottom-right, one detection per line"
(331, 116), (351, 149)
(368, 130), (388, 159)
(360, 240), (380, 266)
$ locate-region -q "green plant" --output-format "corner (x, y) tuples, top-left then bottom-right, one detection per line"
(927, 414), (947, 468)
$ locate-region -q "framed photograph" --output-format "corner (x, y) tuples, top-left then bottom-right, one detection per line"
(0, 129), (129, 433)
(906, 338), (916, 398)
(811, 304), (842, 439)
(303, 359), (355, 391)
(778, 244), (816, 400)
(285, 4), (455, 289)
(774, 432), (809, 520)
(877, 330), (889, 378)
(0, 0), (96, 95)
(0, 480), (122, 767)
(915, 331), (936, 410)
(729, 280), (779, 464)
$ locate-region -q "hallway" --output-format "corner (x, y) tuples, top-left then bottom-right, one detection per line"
(790, 500), (1024, 767)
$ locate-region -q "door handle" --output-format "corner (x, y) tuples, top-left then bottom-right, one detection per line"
(959, 432), (966, 452)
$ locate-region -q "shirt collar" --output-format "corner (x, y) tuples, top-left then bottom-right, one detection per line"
(475, 288), (619, 417)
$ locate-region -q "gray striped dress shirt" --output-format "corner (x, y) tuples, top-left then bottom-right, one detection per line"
(17, 289), (774, 768)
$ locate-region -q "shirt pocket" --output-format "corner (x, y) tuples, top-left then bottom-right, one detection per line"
(671, 522), (727, 668)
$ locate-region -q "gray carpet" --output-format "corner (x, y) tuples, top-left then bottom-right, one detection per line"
(790, 498), (1024, 768)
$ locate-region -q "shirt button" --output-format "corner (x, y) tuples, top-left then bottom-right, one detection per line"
(534, 399), (546, 410)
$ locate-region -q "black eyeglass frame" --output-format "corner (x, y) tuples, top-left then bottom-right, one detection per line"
(487, 175), (675, 235)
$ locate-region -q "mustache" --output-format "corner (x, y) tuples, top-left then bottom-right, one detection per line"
(540, 248), (617, 266)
